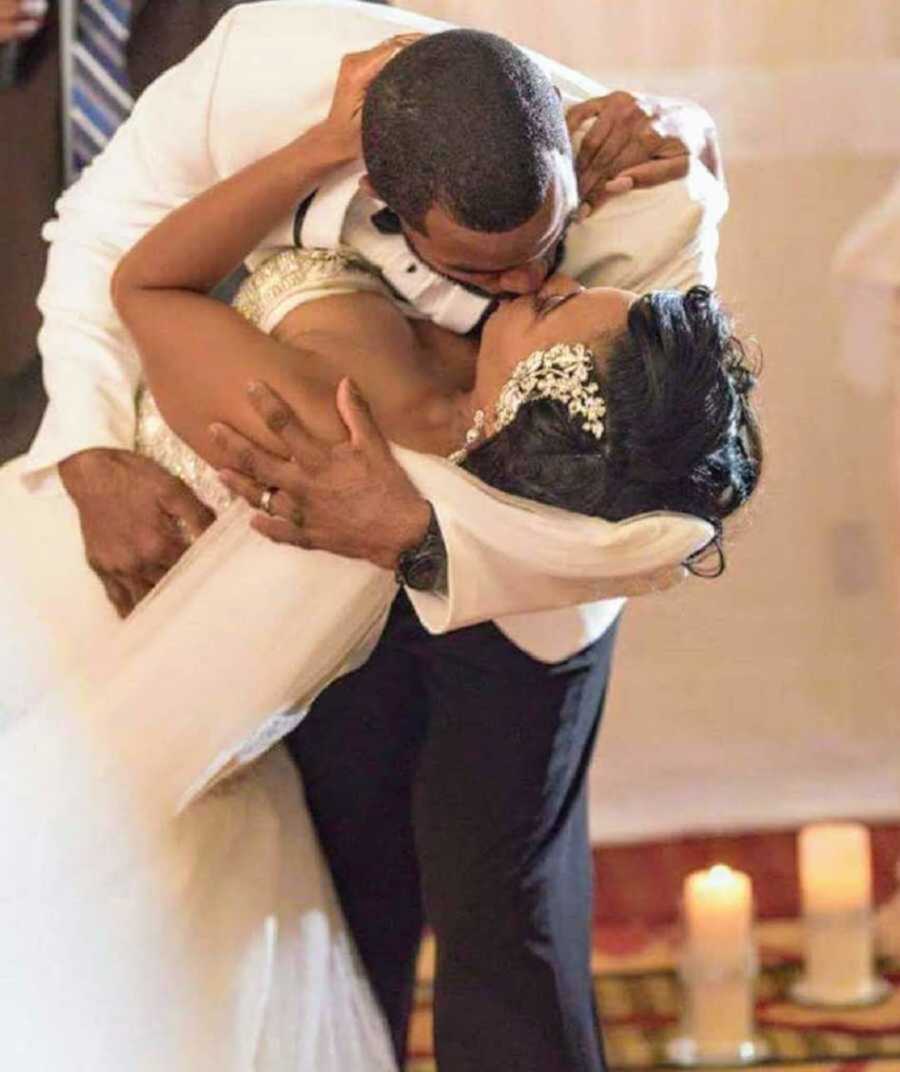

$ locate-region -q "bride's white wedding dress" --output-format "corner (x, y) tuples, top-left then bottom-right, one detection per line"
(0, 250), (403, 1071)
(0, 249), (710, 1070)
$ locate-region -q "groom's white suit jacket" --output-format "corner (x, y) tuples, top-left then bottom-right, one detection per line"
(25, 0), (725, 662)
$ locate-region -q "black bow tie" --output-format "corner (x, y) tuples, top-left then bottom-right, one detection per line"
(368, 206), (498, 327)
(467, 297), (501, 339)
(370, 207), (403, 235)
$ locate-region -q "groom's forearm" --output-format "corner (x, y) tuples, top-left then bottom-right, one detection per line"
(24, 11), (239, 491)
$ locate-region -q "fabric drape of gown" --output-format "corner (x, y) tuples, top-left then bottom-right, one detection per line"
(0, 250), (405, 1071)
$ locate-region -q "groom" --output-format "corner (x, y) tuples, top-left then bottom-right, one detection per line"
(27, 4), (726, 1069)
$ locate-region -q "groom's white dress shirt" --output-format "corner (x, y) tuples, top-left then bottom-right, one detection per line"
(294, 164), (492, 334)
(25, 0), (725, 661)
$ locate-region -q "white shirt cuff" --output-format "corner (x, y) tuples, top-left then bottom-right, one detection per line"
(20, 381), (137, 496)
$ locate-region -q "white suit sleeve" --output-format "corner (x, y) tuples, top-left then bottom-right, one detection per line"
(557, 80), (728, 294)
(396, 451), (714, 634)
(22, 11), (239, 494)
(564, 158), (728, 295)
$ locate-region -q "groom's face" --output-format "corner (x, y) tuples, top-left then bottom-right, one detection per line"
(399, 153), (579, 299)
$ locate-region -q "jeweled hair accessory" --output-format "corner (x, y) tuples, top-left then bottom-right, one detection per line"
(449, 342), (606, 464)
(494, 341), (606, 439)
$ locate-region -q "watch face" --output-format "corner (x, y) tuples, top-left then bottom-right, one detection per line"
(398, 549), (432, 592)
(396, 506), (446, 592)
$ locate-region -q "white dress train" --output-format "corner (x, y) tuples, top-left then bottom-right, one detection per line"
(0, 251), (405, 1071)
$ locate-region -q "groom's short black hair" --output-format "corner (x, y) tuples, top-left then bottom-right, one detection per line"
(362, 30), (570, 235)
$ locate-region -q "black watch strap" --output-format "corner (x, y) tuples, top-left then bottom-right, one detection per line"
(394, 503), (448, 594)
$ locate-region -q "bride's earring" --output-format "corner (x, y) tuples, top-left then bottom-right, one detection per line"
(448, 408), (486, 464)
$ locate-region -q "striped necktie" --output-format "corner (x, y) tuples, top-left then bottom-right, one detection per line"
(69, 0), (134, 179)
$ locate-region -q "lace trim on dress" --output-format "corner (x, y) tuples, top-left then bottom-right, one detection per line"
(232, 247), (382, 332)
(135, 389), (232, 514)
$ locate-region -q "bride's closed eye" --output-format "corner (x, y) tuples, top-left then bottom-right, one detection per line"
(532, 290), (580, 320)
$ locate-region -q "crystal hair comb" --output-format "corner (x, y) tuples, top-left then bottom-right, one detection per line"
(449, 342), (606, 464)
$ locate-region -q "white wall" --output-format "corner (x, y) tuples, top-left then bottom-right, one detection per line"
(402, 0), (900, 841)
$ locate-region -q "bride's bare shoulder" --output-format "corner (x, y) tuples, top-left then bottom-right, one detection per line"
(273, 289), (416, 357)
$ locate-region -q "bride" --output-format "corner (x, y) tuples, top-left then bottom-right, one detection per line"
(0, 60), (760, 1072)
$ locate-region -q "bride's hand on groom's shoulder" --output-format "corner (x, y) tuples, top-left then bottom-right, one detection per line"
(58, 449), (216, 618)
(320, 33), (425, 160)
(566, 92), (720, 219)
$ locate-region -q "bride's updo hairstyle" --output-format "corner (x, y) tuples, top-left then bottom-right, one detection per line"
(462, 286), (761, 575)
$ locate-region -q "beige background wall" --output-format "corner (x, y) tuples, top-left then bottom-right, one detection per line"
(403, 0), (900, 841)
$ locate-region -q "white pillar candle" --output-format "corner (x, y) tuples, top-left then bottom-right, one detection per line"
(796, 822), (881, 1004)
(670, 865), (764, 1064)
(799, 822), (872, 913)
(684, 864), (753, 969)
(681, 970), (756, 1060)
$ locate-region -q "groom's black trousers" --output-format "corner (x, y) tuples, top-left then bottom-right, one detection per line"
(288, 593), (618, 1072)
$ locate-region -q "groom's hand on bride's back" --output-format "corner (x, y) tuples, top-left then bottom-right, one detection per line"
(213, 380), (431, 572)
(58, 449), (215, 618)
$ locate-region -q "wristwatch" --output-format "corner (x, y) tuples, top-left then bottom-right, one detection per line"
(394, 502), (448, 593)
